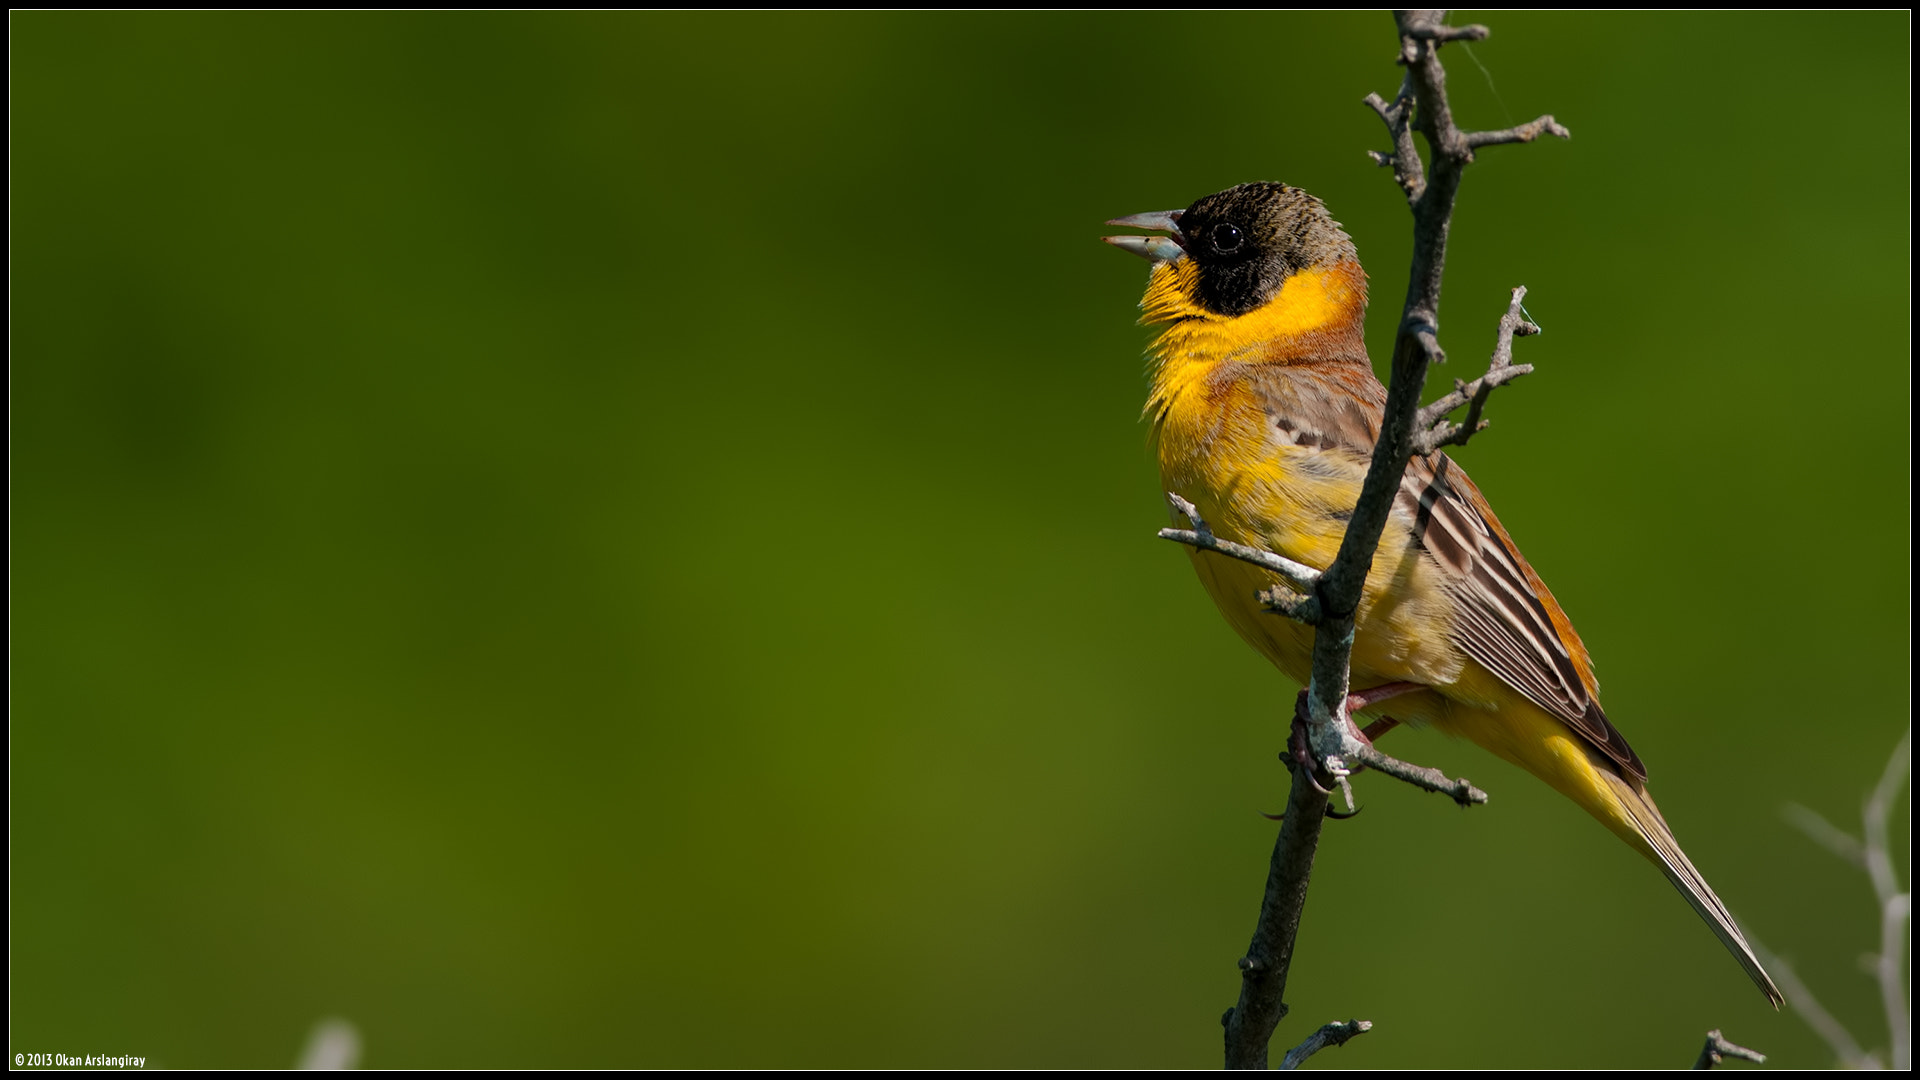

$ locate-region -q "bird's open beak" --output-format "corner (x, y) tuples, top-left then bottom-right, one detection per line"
(1103, 209), (1185, 262)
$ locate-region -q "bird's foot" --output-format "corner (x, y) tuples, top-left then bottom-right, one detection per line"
(1284, 682), (1428, 816)
(1288, 682), (1422, 758)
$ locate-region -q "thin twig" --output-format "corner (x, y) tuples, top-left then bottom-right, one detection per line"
(1692, 1029), (1766, 1070)
(1363, 74), (1420, 200)
(1156, 526), (1322, 607)
(1404, 21), (1489, 43)
(1780, 803), (1867, 869)
(1160, 493), (1322, 620)
(1465, 114), (1571, 148)
(295, 1018), (363, 1071)
(1414, 286), (1538, 455)
(1862, 730), (1910, 1070)
(1278, 1019), (1373, 1070)
(1745, 937), (1879, 1068)
(1344, 744), (1488, 806)
(1755, 732), (1909, 1069)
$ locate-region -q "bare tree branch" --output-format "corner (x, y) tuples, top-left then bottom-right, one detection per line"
(1221, 758), (1331, 1069)
(1862, 730), (1910, 1070)
(1692, 1029), (1766, 1070)
(1754, 729), (1909, 1068)
(1278, 1019), (1372, 1070)
(1745, 936), (1880, 1069)
(1218, 10), (1566, 1068)
(1307, 6), (1572, 776)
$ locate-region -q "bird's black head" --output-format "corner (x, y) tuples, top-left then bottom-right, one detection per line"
(1174, 182), (1360, 317)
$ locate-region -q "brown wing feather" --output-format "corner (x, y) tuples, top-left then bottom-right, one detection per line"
(1246, 361), (1646, 782)
(1399, 452), (1647, 782)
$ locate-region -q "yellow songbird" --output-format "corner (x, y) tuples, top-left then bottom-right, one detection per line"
(1106, 181), (1781, 1005)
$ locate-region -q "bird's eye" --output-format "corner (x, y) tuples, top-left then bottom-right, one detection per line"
(1210, 222), (1243, 253)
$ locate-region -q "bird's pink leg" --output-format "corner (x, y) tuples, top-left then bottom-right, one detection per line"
(1345, 680), (1423, 721)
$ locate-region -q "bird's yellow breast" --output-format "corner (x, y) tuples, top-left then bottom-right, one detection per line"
(1143, 261), (1470, 709)
(1141, 258), (1359, 378)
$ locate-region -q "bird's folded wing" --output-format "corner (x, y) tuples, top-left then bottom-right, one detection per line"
(1399, 453), (1647, 782)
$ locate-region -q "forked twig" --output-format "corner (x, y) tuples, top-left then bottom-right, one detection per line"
(1693, 1029), (1767, 1070)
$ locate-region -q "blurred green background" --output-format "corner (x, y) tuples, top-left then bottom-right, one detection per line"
(12, 11), (1909, 1069)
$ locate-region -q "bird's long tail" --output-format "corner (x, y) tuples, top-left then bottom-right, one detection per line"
(1596, 766), (1784, 1007)
(1441, 704), (1783, 1006)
